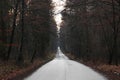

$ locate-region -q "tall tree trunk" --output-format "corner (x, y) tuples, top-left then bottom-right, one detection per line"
(17, 0), (25, 64)
(109, 0), (118, 65)
(83, 0), (90, 55)
(0, 10), (6, 60)
(6, 0), (20, 60)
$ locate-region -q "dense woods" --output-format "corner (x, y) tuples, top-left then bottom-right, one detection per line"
(60, 0), (120, 65)
(0, 0), (57, 64)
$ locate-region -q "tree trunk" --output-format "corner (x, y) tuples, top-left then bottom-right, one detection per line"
(109, 0), (118, 65)
(16, 0), (25, 64)
(0, 10), (6, 60)
(6, 0), (20, 60)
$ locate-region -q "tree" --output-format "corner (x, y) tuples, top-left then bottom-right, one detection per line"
(0, 0), (10, 60)
(16, 0), (25, 64)
(98, 0), (120, 65)
(61, 0), (120, 65)
(6, 0), (20, 60)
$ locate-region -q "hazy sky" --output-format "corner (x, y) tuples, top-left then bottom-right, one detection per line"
(52, 0), (66, 31)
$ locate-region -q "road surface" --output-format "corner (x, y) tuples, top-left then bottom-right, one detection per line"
(24, 48), (107, 80)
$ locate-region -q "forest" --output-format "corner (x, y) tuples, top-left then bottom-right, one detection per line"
(0, 0), (120, 80)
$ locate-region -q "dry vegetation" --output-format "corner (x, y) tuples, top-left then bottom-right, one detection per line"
(0, 59), (48, 80)
(82, 60), (120, 80)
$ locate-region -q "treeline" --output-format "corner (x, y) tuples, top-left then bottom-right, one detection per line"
(60, 0), (120, 65)
(0, 0), (57, 64)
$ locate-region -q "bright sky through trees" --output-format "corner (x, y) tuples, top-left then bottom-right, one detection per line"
(52, 0), (66, 31)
